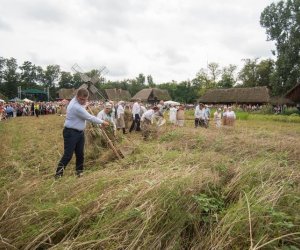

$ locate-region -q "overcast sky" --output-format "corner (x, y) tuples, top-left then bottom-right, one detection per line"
(0, 0), (276, 83)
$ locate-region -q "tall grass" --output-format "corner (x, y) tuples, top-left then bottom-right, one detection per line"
(0, 115), (299, 249)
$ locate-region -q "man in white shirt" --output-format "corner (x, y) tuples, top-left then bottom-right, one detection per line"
(129, 99), (141, 132)
(194, 103), (208, 128)
(55, 88), (109, 179)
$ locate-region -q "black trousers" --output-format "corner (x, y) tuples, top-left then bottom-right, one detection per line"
(56, 127), (85, 176)
(129, 114), (141, 132)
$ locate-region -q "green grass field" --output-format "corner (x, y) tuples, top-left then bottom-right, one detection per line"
(0, 114), (300, 249)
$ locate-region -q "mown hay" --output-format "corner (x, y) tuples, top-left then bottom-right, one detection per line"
(0, 115), (299, 249)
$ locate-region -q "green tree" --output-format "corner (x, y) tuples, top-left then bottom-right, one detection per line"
(218, 64), (237, 88)
(72, 72), (83, 88)
(158, 81), (178, 100)
(238, 58), (275, 90)
(3, 58), (19, 98)
(0, 57), (5, 85)
(19, 61), (38, 89)
(260, 0), (300, 94)
(238, 58), (260, 87)
(36, 66), (45, 86)
(43, 65), (60, 99)
(59, 71), (73, 89)
(147, 75), (156, 87)
(208, 62), (221, 87)
(136, 73), (145, 85)
(128, 74), (146, 95)
(257, 59), (275, 88)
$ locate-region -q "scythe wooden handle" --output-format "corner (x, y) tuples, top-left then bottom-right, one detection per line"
(88, 106), (124, 160)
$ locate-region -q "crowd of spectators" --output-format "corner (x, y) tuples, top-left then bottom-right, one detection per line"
(0, 101), (59, 121)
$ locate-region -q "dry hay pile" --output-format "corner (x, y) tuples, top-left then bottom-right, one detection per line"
(85, 122), (121, 163)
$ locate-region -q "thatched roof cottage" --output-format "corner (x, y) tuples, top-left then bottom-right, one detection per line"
(131, 88), (171, 103)
(104, 88), (131, 101)
(56, 88), (76, 100)
(270, 96), (294, 106)
(198, 86), (270, 104)
(285, 83), (300, 103)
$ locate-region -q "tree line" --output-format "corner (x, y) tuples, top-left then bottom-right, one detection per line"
(0, 0), (299, 102)
(0, 57), (278, 102)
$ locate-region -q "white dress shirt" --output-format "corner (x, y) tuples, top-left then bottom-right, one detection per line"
(132, 102), (141, 117)
(64, 97), (105, 131)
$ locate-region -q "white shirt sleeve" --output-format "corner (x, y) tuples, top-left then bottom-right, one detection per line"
(76, 105), (104, 124)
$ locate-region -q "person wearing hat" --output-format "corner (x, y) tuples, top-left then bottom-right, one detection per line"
(97, 102), (116, 130)
(55, 88), (109, 179)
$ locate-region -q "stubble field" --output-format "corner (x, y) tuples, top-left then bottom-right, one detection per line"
(0, 114), (300, 249)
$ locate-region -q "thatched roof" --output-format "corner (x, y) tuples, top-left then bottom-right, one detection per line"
(56, 88), (75, 100)
(285, 83), (300, 102)
(131, 88), (171, 102)
(270, 96), (295, 106)
(104, 88), (131, 101)
(198, 86), (270, 104)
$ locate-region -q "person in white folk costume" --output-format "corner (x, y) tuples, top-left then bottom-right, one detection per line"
(226, 106), (236, 126)
(214, 108), (222, 128)
(169, 104), (177, 124)
(116, 101), (126, 134)
(97, 103), (116, 132)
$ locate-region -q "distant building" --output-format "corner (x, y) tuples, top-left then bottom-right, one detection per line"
(198, 86), (270, 105)
(131, 88), (171, 104)
(56, 88), (76, 100)
(285, 83), (300, 103)
(270, 96), (294, 106)
(104, 88), (131, 101)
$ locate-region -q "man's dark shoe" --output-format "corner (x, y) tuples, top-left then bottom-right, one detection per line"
(76, 172), (83, 178)
(54, 174), (62, 180)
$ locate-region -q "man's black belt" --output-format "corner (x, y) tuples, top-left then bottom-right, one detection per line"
(64, 127), (83, 133)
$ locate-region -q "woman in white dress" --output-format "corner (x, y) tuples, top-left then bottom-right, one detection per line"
(169, 104), (177, 125)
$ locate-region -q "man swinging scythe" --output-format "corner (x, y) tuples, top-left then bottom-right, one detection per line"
(54, 64), (123, 179)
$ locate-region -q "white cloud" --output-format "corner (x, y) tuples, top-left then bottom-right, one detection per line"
(0, 0), (275, 83)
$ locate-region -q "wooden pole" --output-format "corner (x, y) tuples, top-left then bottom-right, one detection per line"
(88, 106), (124, 160)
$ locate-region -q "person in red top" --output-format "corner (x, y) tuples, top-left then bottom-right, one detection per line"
(0, 102), (4, 121)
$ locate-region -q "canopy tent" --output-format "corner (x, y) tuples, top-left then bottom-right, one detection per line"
(164, 100), (180, 106)
(0, 99), (5, 103)
(22, 89), (47, 95)
(23, 98), (33, 103)
(22, 88), (48, 101)
(9, 97), (23, 102)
